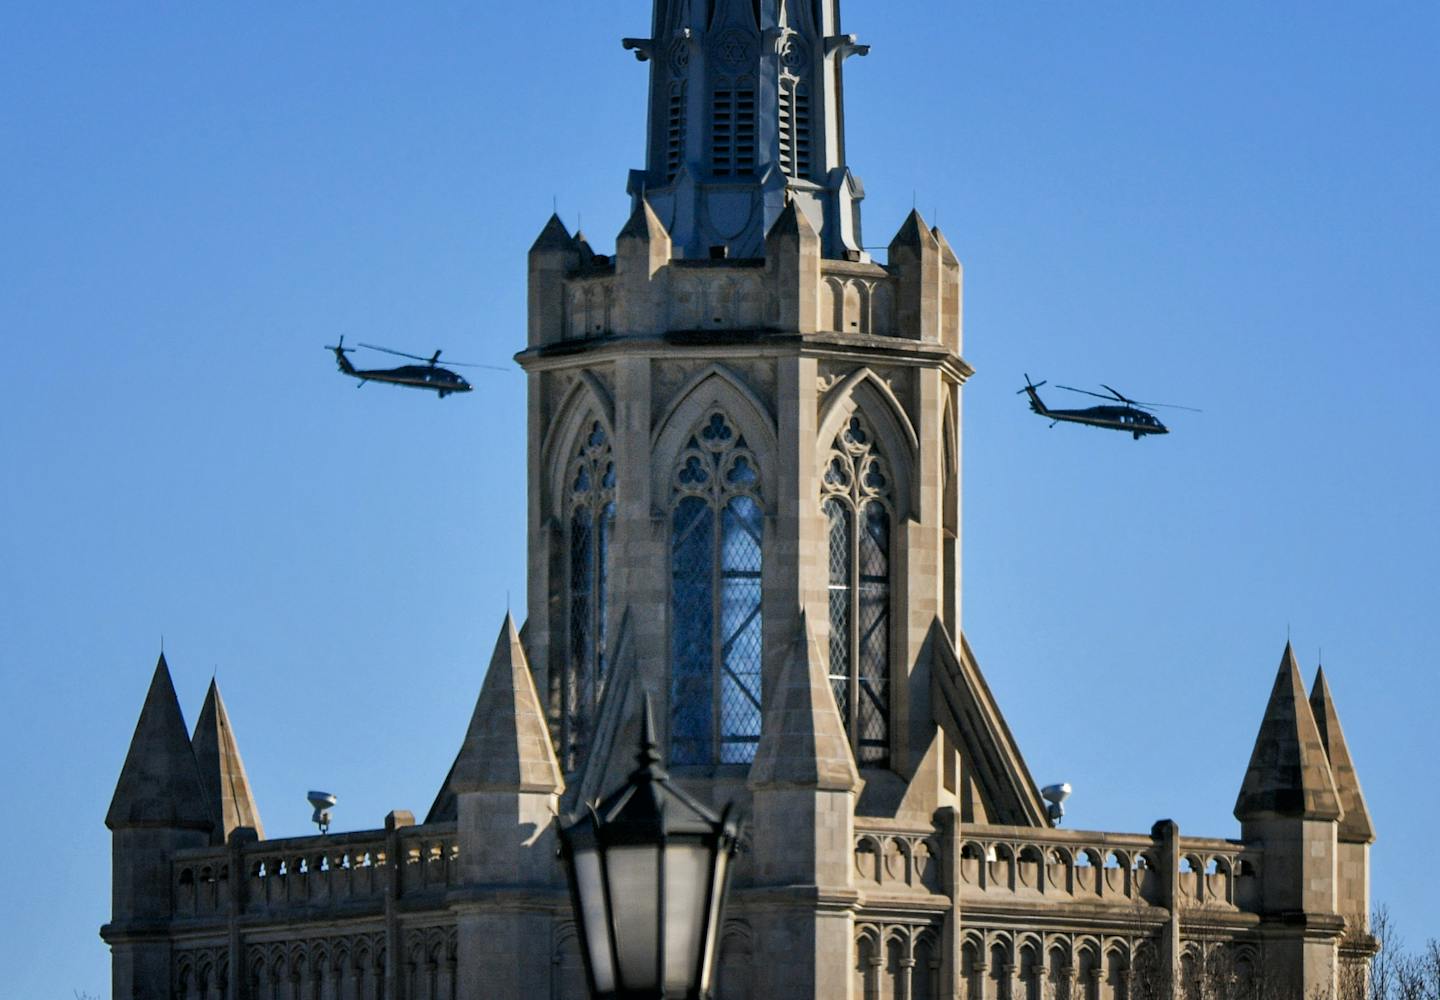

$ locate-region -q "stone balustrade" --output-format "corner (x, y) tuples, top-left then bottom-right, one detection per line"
(852, 822), (1263, 914)
(956, 826), (1261, 912)
(172, 823), (459, 922)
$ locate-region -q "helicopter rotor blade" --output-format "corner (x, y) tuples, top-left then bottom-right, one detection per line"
(1056, 384), (1120, 403)
(357, 342), (435, 362)
(356, 342), (510, 372)
(1130, 400), (1204, 413)
(437, 360), (513, 372)
(1100, 383), (1202, 412)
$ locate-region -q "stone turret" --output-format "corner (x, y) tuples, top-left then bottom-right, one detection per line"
(105, 654), (214, 1000)
(1235, 643), (1346, 996)
(528, 214), (582, 347)
(748, 613), (862, 998)
(450, 614), (565, 998)
(191, 678), (264, 844)
(1310, 665), (1375, 927)
(764, 197), (822, 332)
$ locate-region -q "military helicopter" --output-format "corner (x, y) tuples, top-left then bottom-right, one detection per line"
(325, 338), (507, 398)
(1018, 375), (1200, 439)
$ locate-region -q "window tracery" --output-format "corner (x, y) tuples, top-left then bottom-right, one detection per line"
(670, 410), (764, 765)
(565, 420), (616, 771)
(821, 413), (892, 766)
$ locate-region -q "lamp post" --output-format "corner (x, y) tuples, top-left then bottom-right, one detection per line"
(558, 695), (742, 1000)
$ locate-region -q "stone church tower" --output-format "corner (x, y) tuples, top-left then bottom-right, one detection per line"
(103, 3), (1374, 998)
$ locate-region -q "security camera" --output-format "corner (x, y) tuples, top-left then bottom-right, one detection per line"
(1042, 783), (1072, 826)
(308, 791), (337, 835)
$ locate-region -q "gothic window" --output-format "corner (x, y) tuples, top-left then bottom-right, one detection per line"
(565, 421), (616, 771)
(670, 411), (763, 765)
(821, 413), (892, 766)
(667, 82), (687, 181)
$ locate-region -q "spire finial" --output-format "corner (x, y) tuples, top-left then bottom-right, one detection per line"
(637, 690), (663, 771)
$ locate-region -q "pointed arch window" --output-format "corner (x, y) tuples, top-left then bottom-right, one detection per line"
(670, 411), (764, 765)
(565, 420), (616, 771)
(821, 414), (892, 766)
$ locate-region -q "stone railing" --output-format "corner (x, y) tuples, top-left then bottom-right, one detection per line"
(818, 260), (897, 338)
(171, 823), (459, 922)
(854, 820), (945, 897)
(955, 826), (1262, 913)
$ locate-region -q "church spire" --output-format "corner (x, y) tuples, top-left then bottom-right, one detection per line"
(1234, 643), (1342, 824)
(624, 0), (870, 260)
(1309, 666), (1375, 844)
(191, 678), (265, 843)
(106, 654), (214, 833)
(448, 613), (563, 797)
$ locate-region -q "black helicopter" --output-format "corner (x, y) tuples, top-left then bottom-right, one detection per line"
(326, 338), (507, 398)
(1019, 375), (1200, 439)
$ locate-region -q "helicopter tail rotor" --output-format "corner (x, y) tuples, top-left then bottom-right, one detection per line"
(1016, 373), (1048, 395)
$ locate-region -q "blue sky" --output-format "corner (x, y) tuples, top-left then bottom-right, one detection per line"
(1, 2), (1436, 993)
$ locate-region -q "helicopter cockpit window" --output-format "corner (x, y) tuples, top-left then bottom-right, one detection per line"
(821, 413), (892, 767)
(670, 410), (764, 767)
(563, 420), (616, 772)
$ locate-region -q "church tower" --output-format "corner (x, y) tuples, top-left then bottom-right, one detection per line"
(520, 1), (1011, 993)
(102, 7), (1373, 998)
(524, 0), (980, 808)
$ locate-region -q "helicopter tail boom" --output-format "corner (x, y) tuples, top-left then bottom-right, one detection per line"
(1017, 374), (1049, 416)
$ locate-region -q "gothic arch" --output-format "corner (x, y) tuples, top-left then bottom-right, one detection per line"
(542, 371), (616, 518)
(651, 364), (777, 510)
(818, 368), (919, 519)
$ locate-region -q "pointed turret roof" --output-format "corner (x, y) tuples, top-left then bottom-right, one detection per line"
(932, 225), (960, 266)
(530, 213), (574, 254)
(106, 654), (214, 833)
(448, 614), (563, 797)
(765, 197), (820, 245)
(1310, 667), (1375, 844)
(1234, 644), (1343, 823)
(749, 612), (860, 793)
(617, 198), (669, 244)
(889, 209), (940, 253)
(192, 679), (264, 842)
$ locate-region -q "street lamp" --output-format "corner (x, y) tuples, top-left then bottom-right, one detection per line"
(559, 695), (742, 1000)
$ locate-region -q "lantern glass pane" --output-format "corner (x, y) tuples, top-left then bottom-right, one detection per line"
(698, 850), (731, 992)
(574, 848), (616, 992)
(608, 845), (662, 990)
(663, 843), (712, 991)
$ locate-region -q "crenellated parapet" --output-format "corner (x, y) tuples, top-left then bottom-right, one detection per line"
(527, 206), (961, 350)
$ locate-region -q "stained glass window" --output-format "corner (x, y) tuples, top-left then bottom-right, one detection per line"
(564, 421), (616, 771)
(820, 413), (892, 766)
(670, 411), (764, 765)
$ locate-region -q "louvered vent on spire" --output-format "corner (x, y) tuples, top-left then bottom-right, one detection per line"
(625, 0), (870, 261)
